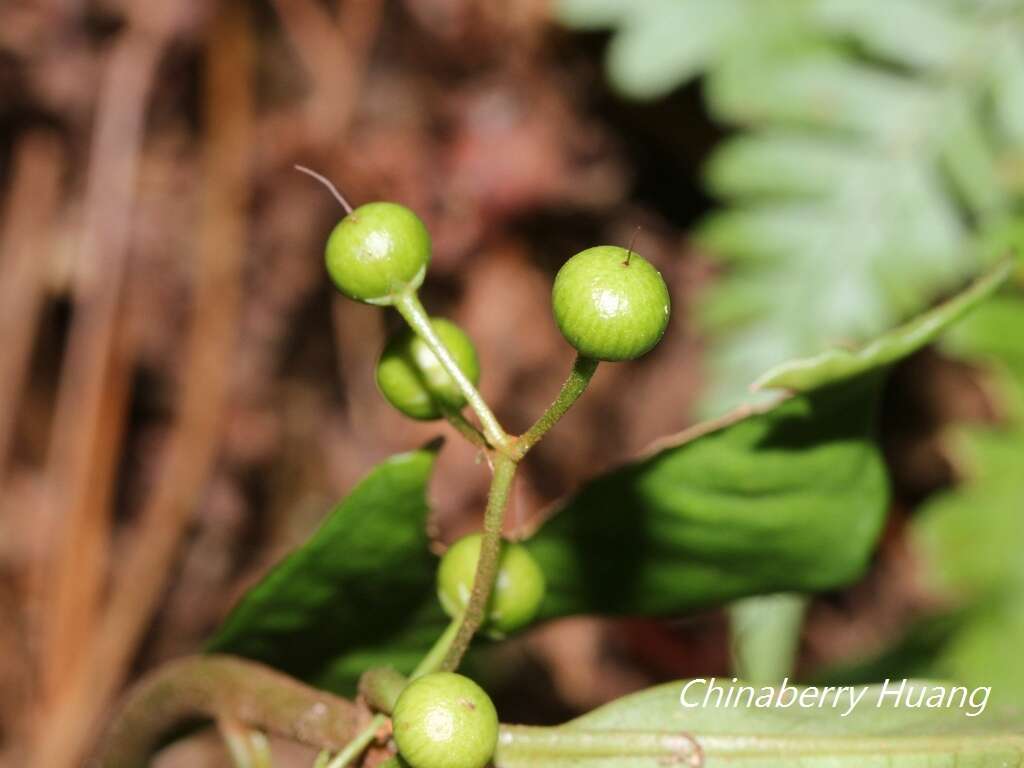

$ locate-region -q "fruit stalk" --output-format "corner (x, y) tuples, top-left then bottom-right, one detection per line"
(513, 354), (598, 459)
(394, 292), (510, 451)
(441, 453), (518, 670)
(439, 406), (489, 451)
(413, 615), (462, 677)
(323, 714), (386, 768)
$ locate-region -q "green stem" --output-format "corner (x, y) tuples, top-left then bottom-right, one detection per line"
(497, 726), (700, 762)
(394, 292), (510, 451)
(513, 355), (598, 459)
(358, 667), (408, 714)
(357, 616), (461, 716)
(219, 717), (254, 768)
(323, 714), (385, 768)
(440, 406), (489, 452)
(249, 732), (272, 768)
(441, 453), (518, 671)
(729, 593), (807, 684)
(413, 615), (462, 677)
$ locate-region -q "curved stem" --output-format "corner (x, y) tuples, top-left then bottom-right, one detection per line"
(513, 355), (598, 460)
(96, 655), (360, 768)
(323, 714), (386, 768)
(441, 454), (517, 671)
(394, 292), (510, 451)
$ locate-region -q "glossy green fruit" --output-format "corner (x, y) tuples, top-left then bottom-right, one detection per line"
(551, 245), (670, 361)
(392, 672), (498, 768)
(325, 201), (430, 304)
(437, 534), (545, 637)
(376, 318), (480, 420)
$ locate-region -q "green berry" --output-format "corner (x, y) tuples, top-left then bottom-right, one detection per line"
(551, 245), (670, 361)
(325, 201), (430, 304)
(392, 672), (498, 768)
(376, 318), (480, 421)
(437, 534), (545, 637)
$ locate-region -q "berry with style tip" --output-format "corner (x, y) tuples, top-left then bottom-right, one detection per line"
(437, 534), (545, 637)
(325, 201), (430, 304)
(392, 672), (498, 768)
(376, 318), (480, 420)
(551, 245), (670, 361)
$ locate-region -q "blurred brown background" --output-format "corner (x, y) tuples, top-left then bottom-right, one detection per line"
(0, 1), (955, 766)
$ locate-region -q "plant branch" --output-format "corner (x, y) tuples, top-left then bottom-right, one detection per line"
(729, 592), (807, 684)
(323, 714), (385, 768)
(394, 292), (510, 451)
(440, 406), (489, 453)
(413, 615), (462, 677)
(441, 454), (518, 670)
(513, 354), (598, 459)
(96, 655), (361, 768)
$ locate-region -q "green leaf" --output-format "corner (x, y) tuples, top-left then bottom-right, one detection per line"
(524, 264), (1007, 619)
(206, 447), (445, 694)
(752, 260), (1013, 393)
(496, 679), (1022, 767)
(824, 287), (1024, 707)
(526, 372), (888, 616)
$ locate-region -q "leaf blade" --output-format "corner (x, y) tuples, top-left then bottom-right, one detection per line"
(207, 447), (441, 693)
(497, 679), (1022, 768)
(752, 259), (1013, 393)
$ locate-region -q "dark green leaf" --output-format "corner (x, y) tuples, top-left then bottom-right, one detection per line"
(525, 372), (888, 617)
(525, 264), (1007, 618)
(207, 448), (444, 693)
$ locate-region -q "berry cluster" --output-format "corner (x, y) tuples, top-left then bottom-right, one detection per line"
(319, 192), (670, 768)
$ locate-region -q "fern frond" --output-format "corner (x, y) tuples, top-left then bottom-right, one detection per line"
(558, 0), (1024, 412)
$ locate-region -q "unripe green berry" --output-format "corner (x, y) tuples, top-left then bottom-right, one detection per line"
(392, 672), (498, 768)
(437, 534), (545, 637)
(551, 245), (670, 361)
(325, 201), (430, 304)
(375, 318), (480, 421)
